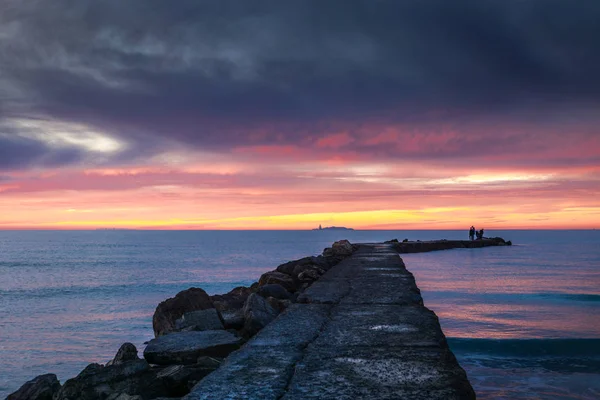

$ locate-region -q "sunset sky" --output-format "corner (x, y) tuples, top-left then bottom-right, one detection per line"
(1, 0), (599, 230)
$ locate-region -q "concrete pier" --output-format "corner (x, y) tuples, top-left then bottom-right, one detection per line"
(184, 244), (476, 400)
(391, 237), (511, 253)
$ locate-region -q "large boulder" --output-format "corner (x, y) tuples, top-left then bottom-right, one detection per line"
(209, 286), (255, 329)
(155, 357), (221, 396)
(323, 239), (354, 257)
(144, 330), (241, 365)
(258, 284), (291, 300)
(276, 256), (330, 275)
(258, 271), (296, 292)
(242, 293), (279, 337)
(297, 266), (326, 284)
(153, 287), (214, 337)
(219, 308), (245, 330)
(210, 286), (253, 312)
(7, 373), (61, 400)
(107, 343), (139, 366)
(174, 309), (224, 332)
(275, 256), (314, 275)
(54, 360), (168, 400)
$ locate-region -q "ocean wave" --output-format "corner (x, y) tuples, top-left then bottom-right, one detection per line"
(0, 281), (249, 299)
(449, 338), (600, 358)
(427, 290), (600, 303)
(449, 338), (600, 374)
(534, 293), (600, 302)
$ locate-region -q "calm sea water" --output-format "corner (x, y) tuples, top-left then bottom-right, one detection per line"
(0, 230), (598, 399)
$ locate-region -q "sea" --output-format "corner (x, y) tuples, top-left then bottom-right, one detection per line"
(0, 230), (598, 399)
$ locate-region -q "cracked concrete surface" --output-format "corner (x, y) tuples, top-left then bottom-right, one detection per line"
(184, 244), (476, 400)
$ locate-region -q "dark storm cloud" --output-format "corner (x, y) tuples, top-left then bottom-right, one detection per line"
(1, 0), (599, 168)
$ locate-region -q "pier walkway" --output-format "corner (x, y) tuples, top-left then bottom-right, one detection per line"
(184, 244), (476, 400)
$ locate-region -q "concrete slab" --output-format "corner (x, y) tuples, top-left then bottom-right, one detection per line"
(144, 330), (241, 365)
(248, 304), (331, 348)
(184, 346), (300, 400)
(297, 279), (351, 304)
(341, 278), (423, 306)
(310, 304), (447, 349)
(283, 347), (475, 400)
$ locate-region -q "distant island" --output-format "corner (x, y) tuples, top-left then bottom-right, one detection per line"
(312, 224), (354, 231)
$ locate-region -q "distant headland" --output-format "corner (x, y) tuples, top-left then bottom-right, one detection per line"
(312, 224), (354, 231)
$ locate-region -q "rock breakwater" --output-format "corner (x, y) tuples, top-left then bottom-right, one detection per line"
(7, 240), (358, 400)
(8, 237), (510, 399)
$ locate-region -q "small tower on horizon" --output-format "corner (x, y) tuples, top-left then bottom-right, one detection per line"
(319, 224), (322, 230)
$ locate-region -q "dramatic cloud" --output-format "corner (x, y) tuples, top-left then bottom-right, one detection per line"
(2, 0), (600, 167)
(0, 1), (599, 228)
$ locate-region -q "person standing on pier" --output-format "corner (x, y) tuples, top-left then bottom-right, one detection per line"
(476, 228), (484, 240)
(469, 226), (475, 240)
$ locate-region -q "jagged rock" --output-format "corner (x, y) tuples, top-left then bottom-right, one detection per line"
(6, 373), (61, 400)
(258, 271), (296, 292)
(242, 293), (279, 337)
(153, 288), (214, 337)
(291, 263), (322, 279)
(275, 256), (326, 275)
(220, 309), (245, 330)
(54, 360), (168, 400)
(144, 330), (241, 365)
(384, 238), (399, 243)
(156, 366), (189, 397)
(323, 239), (354, 257)
(297, 267), (325, 283)
(107, 343), (139, 366)
(174, 309), (224, 332)
(210, 286), (253, 312)
(197, 356), (222, 368)
(258, 283), (290, 300)
(209, 286), (254, 330)
(155, 361), (219, 397)
(276, 256), (311, 275)
(267, 298), (292, 313)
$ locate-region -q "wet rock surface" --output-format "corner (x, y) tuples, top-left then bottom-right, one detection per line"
(242, 293), (280, 337)
(258, 271), (297, 292)
(258, 283), (290, 300)
(144, 330), (241, 365)
(184, 244), (476, 400)
(174, 309), (224, 332)
(153, 288), (214, 337)
(210, 286), (253, 314)
(155, 362), (219, 397)
(107, 343), (139, 366)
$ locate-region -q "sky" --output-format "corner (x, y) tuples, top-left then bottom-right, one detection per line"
(1, 0), (599, 230)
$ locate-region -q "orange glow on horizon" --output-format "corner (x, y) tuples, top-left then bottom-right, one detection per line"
(2, 135), (599, 230)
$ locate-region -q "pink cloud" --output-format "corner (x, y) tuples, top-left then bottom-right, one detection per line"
(315, 132), (354, 149)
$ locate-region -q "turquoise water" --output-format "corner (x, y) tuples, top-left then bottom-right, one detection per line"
(0, 230), (598, 399)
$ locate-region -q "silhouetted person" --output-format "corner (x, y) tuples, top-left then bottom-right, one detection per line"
(476, 228), (484, 240)
(469, 226), (475, 240)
